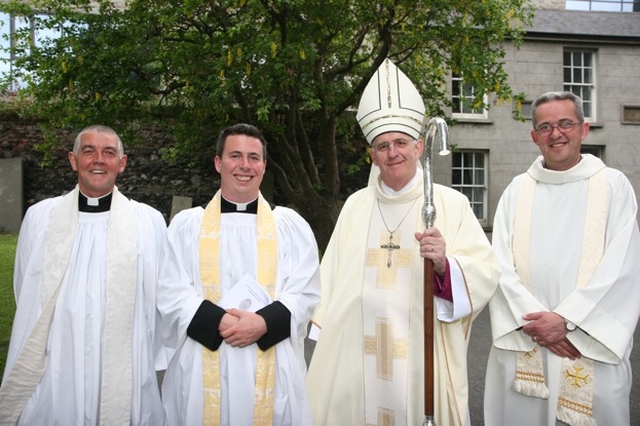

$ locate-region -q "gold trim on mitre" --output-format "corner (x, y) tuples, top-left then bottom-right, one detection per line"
(356, 58), (426, 144)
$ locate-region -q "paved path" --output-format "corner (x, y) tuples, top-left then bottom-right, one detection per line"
(305, 308), (640, 424)
(466, 308), (640, 425)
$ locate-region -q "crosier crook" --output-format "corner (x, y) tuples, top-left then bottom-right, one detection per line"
(421, 117), (450, 426)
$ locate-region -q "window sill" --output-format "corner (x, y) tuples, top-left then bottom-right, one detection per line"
(451, 117), (494, 125)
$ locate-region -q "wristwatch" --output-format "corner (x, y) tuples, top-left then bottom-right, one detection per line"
(564, 318), (577, 332)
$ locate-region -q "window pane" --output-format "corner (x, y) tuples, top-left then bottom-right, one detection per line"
(0, 13), (10, 55)
(452, 169), (461, 184)
(462, 152), (473, 165)
(452, 80), (461, 97)
(566, 1), (590, 10)
(473, 204), (483, 218)
(573, 68), (582, 83)
(462, 169), (472, 184)
(474, 152), (484, 165)
(34, 15), (61, 48)
(473, 188), (484, 203)
(572, 52), (583, 67)
(584, 67), (592, 83)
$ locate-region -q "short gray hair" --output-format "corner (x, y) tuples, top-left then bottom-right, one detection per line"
(531, 91), (585, 129)
(73, 125), (124, 157)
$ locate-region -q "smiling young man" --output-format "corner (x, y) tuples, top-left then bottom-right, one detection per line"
(157, 123), (320, 425)
(0, 125), (167, 425)
(485, 91), (640, 425)
(306, 59), (499, 426)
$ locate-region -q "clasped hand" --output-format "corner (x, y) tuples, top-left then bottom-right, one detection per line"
(521, 311), (581, 360)
(219, 309), (267, 348)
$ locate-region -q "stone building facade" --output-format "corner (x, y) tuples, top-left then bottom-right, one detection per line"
(441, 5), (640, 232)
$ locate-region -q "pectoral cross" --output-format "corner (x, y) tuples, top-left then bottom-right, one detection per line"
(380, 232), (400, 268)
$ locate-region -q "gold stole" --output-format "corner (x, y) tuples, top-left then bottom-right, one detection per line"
(199, 191), (277, 425)
(512, 171), (606, 426)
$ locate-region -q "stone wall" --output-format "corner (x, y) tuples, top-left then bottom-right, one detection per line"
(0, 117), (219, 225)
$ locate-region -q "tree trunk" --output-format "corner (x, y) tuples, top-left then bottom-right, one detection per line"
(295, 193), (340, 255)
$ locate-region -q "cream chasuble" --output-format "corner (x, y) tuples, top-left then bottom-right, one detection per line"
(307, 175), (500, 426)
(364, 194), (420, 425)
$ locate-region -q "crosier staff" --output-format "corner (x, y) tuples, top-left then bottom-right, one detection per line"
(421, 117), (450, 426)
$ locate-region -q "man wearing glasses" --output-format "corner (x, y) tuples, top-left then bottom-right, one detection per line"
(485, 91), (640, 425)
(306, 59), (500, 426)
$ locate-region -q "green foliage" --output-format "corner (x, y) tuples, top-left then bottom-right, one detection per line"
(0, 234), (17, 381)
(0, 0), (534, 248)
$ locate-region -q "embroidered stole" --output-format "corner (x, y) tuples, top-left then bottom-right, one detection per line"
(199, 191), (277, 425)
(512, 172), (606, 426)
(0, 186), (137, 425)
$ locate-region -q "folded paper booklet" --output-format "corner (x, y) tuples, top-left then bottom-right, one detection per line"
(219, 273), (271, 313)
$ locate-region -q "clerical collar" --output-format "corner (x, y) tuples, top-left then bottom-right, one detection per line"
(542, 154), (583, 170)
(380, 169), (421, 196)
(221, 196), (259, 214)
(79, 191), (113, 213)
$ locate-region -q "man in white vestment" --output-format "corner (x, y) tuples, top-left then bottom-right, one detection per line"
(305, 59), (500, 426)
(157, 123), (321, 426)
(484, 91), (640, 426)
(0, 125), (167, 425)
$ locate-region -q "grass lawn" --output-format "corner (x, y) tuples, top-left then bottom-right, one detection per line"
(0, 233), (17, 382)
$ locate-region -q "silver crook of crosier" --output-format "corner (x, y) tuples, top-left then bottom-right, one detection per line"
(421, 117), (451, 230)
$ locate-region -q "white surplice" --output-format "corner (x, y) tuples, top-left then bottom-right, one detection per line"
(306, 174), (500, 426)
(1, 186), (167, 425)
(485, 155), (640, 425)
(157, 203), (320, 426)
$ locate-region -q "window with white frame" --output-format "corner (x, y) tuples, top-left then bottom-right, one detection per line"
(451, 74), (488, 119)
(452, 150), (488, 222)
(0, 13), (65, 91)
(563, 49), (596, 121)
(566, 0), (639, 12)
(1, 13), (29, 90)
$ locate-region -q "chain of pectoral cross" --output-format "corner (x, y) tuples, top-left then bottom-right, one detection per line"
(377, 197), (419, 268)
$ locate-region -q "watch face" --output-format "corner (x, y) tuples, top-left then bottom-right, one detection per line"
(565, 320), (577, 331)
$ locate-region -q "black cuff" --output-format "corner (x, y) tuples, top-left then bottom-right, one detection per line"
(187, 300), (226, 351)
(255, 301), (291, 351)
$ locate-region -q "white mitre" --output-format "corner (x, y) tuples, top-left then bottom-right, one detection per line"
(356, 58), (426, 144)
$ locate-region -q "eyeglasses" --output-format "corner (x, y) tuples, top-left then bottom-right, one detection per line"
(372, 139), (415, 153)
(534, 120), (580, 135)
